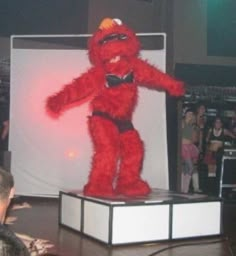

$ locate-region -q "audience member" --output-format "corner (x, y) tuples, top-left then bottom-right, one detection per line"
(229, 106), (236, 137)
(204, 116), (236, 195)
(181, 108), (199, 193)
(0, 104), (9, 168)
(0, 167), (30, 255)
(0, 168), (54, 255)
(191, 103), (208, 193)
(195, 103), (207, 154)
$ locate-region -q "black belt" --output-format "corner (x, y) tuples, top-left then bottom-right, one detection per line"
(92, 111), (134, 133)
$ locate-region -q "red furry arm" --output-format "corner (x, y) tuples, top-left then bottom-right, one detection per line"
(46, 67), (105, 116)
(133, 58), (185, 96)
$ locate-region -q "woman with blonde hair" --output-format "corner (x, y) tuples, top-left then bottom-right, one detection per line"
(181, 108), (199, 193)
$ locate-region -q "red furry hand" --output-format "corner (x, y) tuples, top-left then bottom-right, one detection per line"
(46, 95), (63, 116)
(168, 81), (185, 97)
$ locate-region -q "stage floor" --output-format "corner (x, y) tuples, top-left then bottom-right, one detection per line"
(59, 189), (222, 245)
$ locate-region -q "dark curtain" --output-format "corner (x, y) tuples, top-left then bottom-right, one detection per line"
(154, 0), (180, 191)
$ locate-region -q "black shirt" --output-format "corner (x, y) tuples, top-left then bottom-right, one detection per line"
(0, 224), (30, 256)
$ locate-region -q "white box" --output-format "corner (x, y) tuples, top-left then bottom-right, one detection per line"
(59, 189), (222, 245)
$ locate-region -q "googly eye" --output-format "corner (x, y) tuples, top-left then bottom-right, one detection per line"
(119, 34), (127, 40)
(113, 18), (122, 25)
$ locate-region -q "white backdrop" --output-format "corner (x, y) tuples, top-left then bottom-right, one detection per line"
(10, 34), (168, 197)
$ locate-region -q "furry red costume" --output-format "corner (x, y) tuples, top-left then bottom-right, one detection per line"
(46, 18), (184, 197)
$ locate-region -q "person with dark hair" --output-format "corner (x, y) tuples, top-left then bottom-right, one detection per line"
(0, 104), (9, 168)
(181, 108), (200, 193)
(0, 167), (30, 255)
(192, 103), (207, 193)
(205, 117), (235, 175)
(195, 103), (207, 154)
(229, 106), (236, 137)
(205, 116), (236, 195)
(0, 169), (55, 255)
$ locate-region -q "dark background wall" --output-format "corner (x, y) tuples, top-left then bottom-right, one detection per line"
(0, 0), (175, 72)
(207, 0), (236, 58)
(173, 0), (236, 66)
(0, 0), (89, 35)
(1, 0), (236, 65)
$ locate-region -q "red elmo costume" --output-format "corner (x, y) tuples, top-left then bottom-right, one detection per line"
(46, 18), (184, 197)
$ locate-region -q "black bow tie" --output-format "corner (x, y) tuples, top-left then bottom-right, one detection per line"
(106, 72), (134, 87)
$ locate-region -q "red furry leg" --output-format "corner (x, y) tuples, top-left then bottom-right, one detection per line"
(83, 117), (120, 197)
(115, 130), (151, 196)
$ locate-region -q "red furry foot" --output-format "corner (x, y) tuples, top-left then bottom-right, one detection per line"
(83, 182), (115, 197)
(115, 179), (151, 197)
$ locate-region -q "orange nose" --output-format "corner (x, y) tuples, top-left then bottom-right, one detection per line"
(99, 18), (115, 30)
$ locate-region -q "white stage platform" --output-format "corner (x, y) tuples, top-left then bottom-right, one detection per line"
(59, 189), (222, 245)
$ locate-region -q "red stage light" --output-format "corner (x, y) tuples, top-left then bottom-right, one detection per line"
(66, 150), (78, 159)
